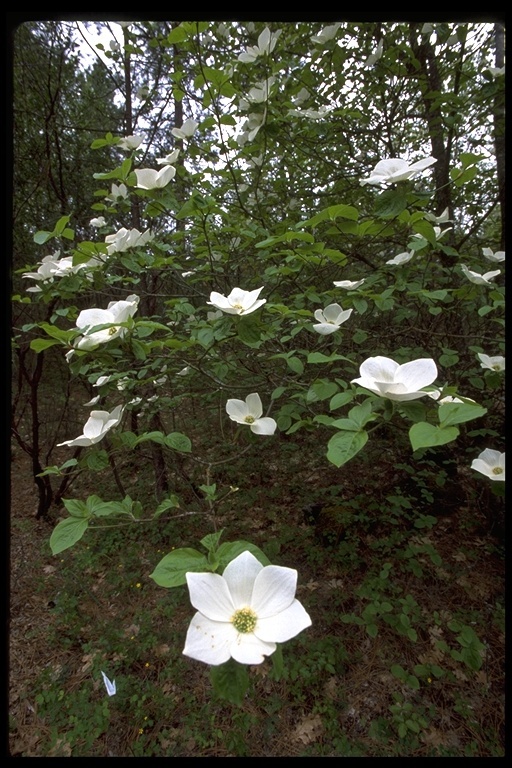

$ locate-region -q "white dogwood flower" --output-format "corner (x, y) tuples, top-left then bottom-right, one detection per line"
(183, 550), (311, 665)
(208, 286), (266, 316)
(57, 405), (124, 447)
(117, 134), (143, 151)
(360, 156), (437, 186)
(156, 149), (180, 166)
(171, 119), (198, 140)
(74, 295), (140, 350)
(105, 228), (153, 255)
(226, 393), (276, 435)
(333, 279), (365, 290)
(90, 216), (107, 227)
(386, 251), (415, 266)
(134, 165), (176, 190)
(351, 356), (438, 401)
(471, 449), (505, 481)
(482, 247), (505, 263)
(313, 303), (353, 335)
(105, 183), (128, 202)
(460, 265), (500, 286)
(477, 353), (505, 372)
(238, 27), (281, 62)
(310, 23), (341, 45)
(425, 207), (451, 225)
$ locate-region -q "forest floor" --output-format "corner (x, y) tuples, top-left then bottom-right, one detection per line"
(8, 436), (506, 757)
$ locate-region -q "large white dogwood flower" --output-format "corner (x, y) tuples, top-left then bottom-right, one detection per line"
(226, 393), (276, 435)
(360, 156), (437, 186)
(57, 405), (124, 447)
(238, 26), (281, 62)
(105, 182), (128, 202)
(156, 149), (180, 166)
(460, 265), (500, 286)
(386, 251), (415, 266)
(333, 279), (365, 290)
(22, 251), (102, 291)
(105, 227), (153, 255)
(183, 550), (311, 665)
(313, 303), (353, 335)
(482, 247), (505, 263)
(310, 23), (341, 45)
(134, 165), (176, 190)
(477, 353), (505, 372)
(171, 119), (198, 140)
(208, 286), (266, 316)
(74, 295), (140, 350)
(351, 356), (438, 401)
(117, 134), (143, 151)
(471, 449), (505, 482)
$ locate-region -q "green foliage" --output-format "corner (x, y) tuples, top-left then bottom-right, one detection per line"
(11, 17), (505, 758)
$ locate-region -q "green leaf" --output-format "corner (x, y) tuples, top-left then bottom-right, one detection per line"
(167, 25), (188, 43)
(164, 432), (192, 452)
(307, 352), (352, 364)
(62, 498), (90, 518)
(397, 401), (426, 422)
(329, 391), (354, 411)
(200, 529), (225, 554)
(438, 402), (487, 427)
(327, 430), (368, 467)
(306, 380), (339, 403)
(286, 356), (304, 374)
(216, 541), (271, 571)
(237, 320), (262, 347)
(374, 188), (408, 218)
(299, 203), (358, 228)
(409, 422), (459, 451)
(50, 517), (89, 555)
(30, 338), (60, 353)
(154, 496), (181, 517)
(85, 450), (109, 471)
(210, 658), (250, 706)
(150, 548), (209, 588)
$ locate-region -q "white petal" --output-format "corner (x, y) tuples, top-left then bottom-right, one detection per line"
(230, 632), (276, 664)
(223, 550), (263, 606)
(255, 600), (312, 642)
(245, 393), (263, 419)
(185, 572), (235, 620)
(322, 303), (343, 323)
(208, 291), (231, 310)
(134, 169), (158, 189)
(251, 565), (297, 617)
(313, 323), (339, 335)
(76, 308), (112, 331)
(358, 356), (398, 383)
(226, 398), (250, 423)
(397, 359), (437, 391)
(101, 671), (116, 696)
(250, 417), (277, 435)
(82, 413), (108, 441)
(241, 286), (264, 308)
(313, 309), (326, 323)
(183, 613), (236, 665)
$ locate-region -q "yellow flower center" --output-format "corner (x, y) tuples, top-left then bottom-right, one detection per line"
(232, 302), (244, 310)
(108, 326), (119, 336)
(244, 415), (255, 424)
(492, 364), (502, 371)
(231, 607), (257, 633)
(492, 466), (503, 476)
